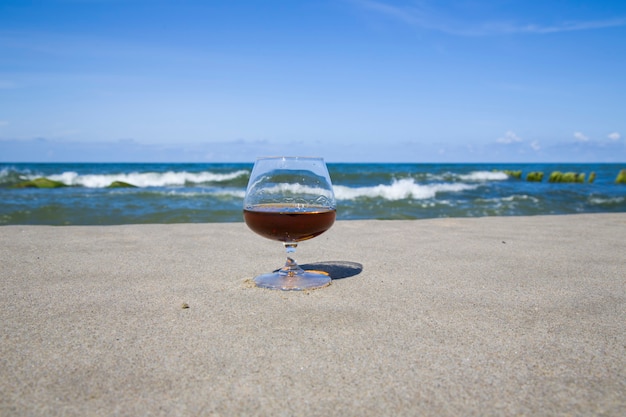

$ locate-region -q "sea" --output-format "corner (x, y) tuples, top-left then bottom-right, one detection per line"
(1, 162), (625, 225)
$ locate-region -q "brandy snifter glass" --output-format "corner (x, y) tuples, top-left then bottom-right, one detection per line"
(243, 157), (336, 290)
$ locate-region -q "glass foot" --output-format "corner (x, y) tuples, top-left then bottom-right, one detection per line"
(254, 270), (331, 291)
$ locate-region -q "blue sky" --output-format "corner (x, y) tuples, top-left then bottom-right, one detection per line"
(1, 0), (625, 162)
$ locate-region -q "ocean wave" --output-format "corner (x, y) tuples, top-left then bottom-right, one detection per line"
(110, 188), (247, 199)
(3, 162), (626, 224)
(0, 166), (31, 186)
(260, 183), (335, 199)
(333, 178), (477, 201)
(459, 171), (509, 181)
(41, 170), (249, 188)
(476, 194), (541, 204)
(589, 196), (626, 205)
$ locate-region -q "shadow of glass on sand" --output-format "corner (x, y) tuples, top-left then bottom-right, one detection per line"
(299, 261), (363, 280)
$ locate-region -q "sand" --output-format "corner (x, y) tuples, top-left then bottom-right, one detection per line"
(1, 213), (625, 416)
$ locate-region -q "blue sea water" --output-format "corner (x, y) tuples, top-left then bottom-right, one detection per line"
(1, 162), (625, 225)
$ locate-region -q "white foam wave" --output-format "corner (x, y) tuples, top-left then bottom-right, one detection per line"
(459, 171), (509, 181)
(501, 194), (539, 202)
(262, 183), (335, 199)
(333, 178), (476, 201)
(214, 189), (247, 198)
(475, 194), (540, 206)
(157, 189), (247, 198)
(42, 170), (248, 188)
(589, 196), (625, 205)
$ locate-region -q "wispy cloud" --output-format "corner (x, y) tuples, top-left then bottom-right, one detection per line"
(574, 132), (589, 142)
(354, 0), (429, 25)
(516, 18), (626, 34)
(494, 130), (543, 156)
(352, 0), (626, 36)
(608, 132), (621, 141)
(497, 130), (522, 144)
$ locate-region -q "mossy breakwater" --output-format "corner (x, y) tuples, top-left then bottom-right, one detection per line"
(548, 171), (587, 183)
(11, 177), (68, 189)
(500, 170), (522, 179)
(494, 170), (626, 184)
(106, 181), (138, 188)
(11, 178), (138, 189)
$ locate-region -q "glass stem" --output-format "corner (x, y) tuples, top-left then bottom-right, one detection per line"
(281, 243), (304, 277)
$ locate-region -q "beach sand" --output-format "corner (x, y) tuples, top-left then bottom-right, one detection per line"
(1, 214), (625, 416)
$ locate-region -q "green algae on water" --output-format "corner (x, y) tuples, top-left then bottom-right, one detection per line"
(588, 172), (596, 183)
(12, 177), (67, 189)
(548, 172), (585, 183)
(107, 181), (137, 188)
(502, 170), (522, 179)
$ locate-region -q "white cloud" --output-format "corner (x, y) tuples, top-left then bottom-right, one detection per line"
(517, 18), (626, 34)
(530, 140), (541, 151)
(608, 132), (621, 141)
(574, 132), (589, 142)
(352, 0), (626, 36)
(497, 131), (522, 144)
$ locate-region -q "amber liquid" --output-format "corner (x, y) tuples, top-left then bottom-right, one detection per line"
(244, 204), (336, 242)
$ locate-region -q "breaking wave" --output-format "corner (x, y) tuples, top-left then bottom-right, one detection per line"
(333, 178), (477, 201)
(459, 171), (509, 181)
(42, 170), (249, 188)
